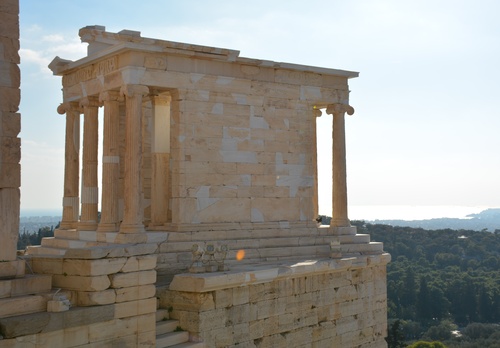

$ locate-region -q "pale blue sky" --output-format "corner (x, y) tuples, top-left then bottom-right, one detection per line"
(18, 0), (500, 219)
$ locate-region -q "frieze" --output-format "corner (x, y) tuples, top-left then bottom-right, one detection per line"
(62, 56), (118, 87)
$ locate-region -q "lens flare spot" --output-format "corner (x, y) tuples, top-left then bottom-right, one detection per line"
(236, 249), (245, 261)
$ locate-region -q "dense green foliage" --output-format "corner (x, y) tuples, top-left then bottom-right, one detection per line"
(351, 221), (500, 347)
(17, 226), (55, 250)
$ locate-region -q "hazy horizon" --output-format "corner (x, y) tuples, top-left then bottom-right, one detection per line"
(21, 205), (499, 221)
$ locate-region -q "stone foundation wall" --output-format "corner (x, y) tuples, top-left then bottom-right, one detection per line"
(160, 255), (389, 348)
(0, 244), (159, 347)
(0, 0), (21, 262)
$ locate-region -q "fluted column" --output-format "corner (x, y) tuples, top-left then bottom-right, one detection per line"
(57, 102), (81, 229)
(150, 94), (171, 226)
(325, 103), (355, 233)
(119, 84), (149, 233)
(97, 91), (121, 232)
(78, 96), (100, 231)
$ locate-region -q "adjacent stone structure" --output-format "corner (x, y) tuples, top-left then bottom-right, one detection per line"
(1, 18), (390, 347)
(0, 0), (21, 269)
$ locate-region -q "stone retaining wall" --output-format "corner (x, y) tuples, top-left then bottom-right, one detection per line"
(0, 244), (159, 347)
(160, 254), (390, 347)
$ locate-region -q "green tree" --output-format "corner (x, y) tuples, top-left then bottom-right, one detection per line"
(407, 342), (446, 348)
(386, 320), (406, 348)
(417, 277), (432, 321)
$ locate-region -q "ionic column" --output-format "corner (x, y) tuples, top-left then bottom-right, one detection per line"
(150, 94), (171, 226)
(57, 102), (81, 229)
(97, 91), (121, 232)
(78, 96), (100, 231)
(119, 84), (149, 233)
(313, 107), (322, 221)
(325, 103), (355, 233)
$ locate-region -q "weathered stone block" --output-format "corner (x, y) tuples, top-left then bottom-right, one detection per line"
(0, 0), (19, 14)
(77, 289), (116, 306)
(0, 163), (20, 187)
(0, 136), (20, 163)
(52, 274), (111, 291)
(31, 256), (64, 274)
(121, 254), (157, 272)
(0, 188), (19, 262)
(87, 317), (135, 342)
(0, 86), (20, 113)
(114, 284), (155, 303)
(0, 37), (20, 64)
(0, 259), (23, 279)
(113, 297), (156, 319)
(63, 325), (90, 347)
(0, 61), (19, 88)
(63, 257), (127, 276)
(0, 112), (20, 137)
(0, 295), (46, 318)
(109, 269), (156, 288)
(10, 274), (52, 296)
(163, 290), (215, 312)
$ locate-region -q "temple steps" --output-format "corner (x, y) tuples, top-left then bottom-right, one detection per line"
(0, 274), (52, 299)
(0, 275), (54, 319)
(41, 236), (106, 249)
(0, 294), (49, 318)
(155, 308), (204, 348)
(26, 245), (70, 256)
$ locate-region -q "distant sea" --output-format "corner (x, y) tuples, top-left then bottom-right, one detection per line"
(348, 205), (494, 221)
(20, 205), (498, 221)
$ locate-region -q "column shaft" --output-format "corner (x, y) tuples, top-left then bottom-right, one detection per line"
(326, 103), (355, 232)
(58, 102), (81, 229)
(151, 94), (171, 226)
(79, 97), (100, 231)
(98, 91), (121, 232)
(119, 85), (149, 233)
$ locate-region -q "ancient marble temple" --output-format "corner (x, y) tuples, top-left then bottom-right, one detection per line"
(49, 26), (358, 237)
(1, 22), (389, 347)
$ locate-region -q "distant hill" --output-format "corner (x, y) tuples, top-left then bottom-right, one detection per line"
(368, 208), (500, 232)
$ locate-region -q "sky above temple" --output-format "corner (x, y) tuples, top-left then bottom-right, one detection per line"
(18, 0), (500, 219)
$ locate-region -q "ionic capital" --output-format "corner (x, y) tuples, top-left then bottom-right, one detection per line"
(99, 90), (122, 103)
(57, 102), (81, 115)
(313, 108), (322, 117)
(79, 96), (101, 109)
(326, 103), (355, 117)
(120, 84), (149, 98)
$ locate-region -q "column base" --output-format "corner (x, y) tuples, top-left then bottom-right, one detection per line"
(329, 225), (357, 236)
(119, 223), (146, 234)
(59, 221), (78, 230)
(97, 222), (119, 233)
(77, 221), (98, 231)
(114, 233), (148, 244)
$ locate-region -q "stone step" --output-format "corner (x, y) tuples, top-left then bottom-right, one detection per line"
(159, 234), (372, 254)
(54, 228), (168, 244)
(156, 308), (170, 322)
(41, 237), (104, 249)
(0, 294), (49, 318)
(340, 242), (384, 254)
(26, 245), (67, 256)
(169, 343), (205, 348)
(156, 319), (179, 336)
(156, 331), (190, 348)
(0, 274), (52, 299)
